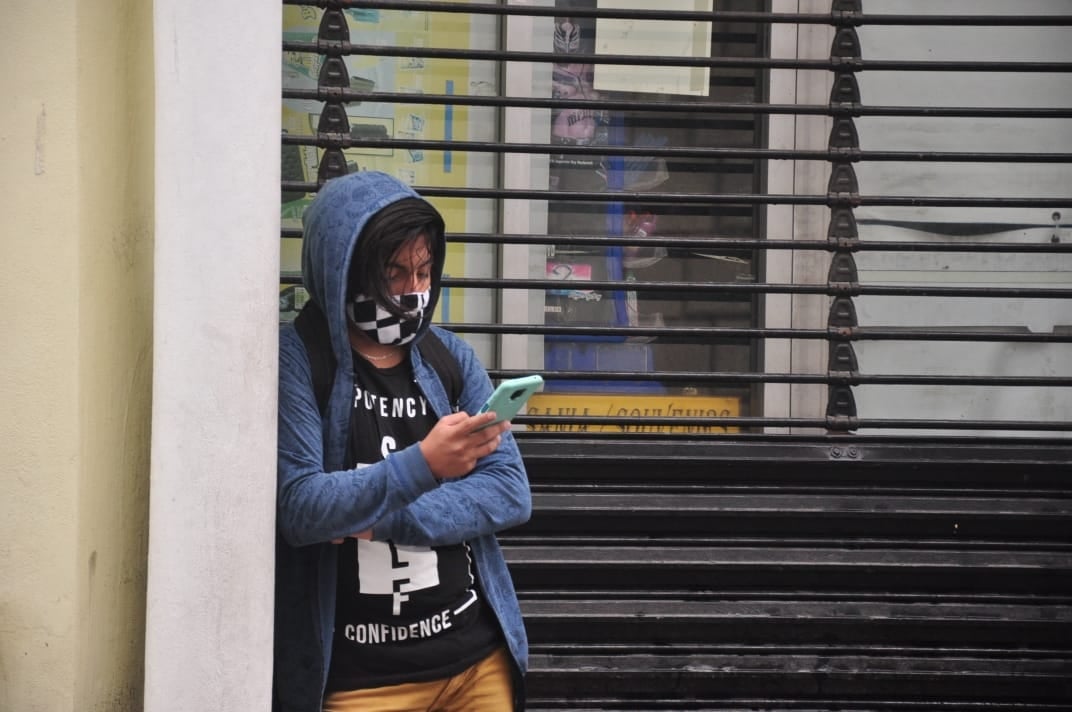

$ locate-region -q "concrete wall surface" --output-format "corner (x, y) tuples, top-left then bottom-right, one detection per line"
(144, 1), (280, 711)
(0, 1), (155, 710)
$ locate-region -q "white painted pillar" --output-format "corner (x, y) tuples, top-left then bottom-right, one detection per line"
(145, 2), (280, 710)
(764, 0), (834, 432)
(500, 0), (553, 373)
(763, 0), (802, 431)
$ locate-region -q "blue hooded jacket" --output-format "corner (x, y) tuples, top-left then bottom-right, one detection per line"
(274, 171), (531, 711)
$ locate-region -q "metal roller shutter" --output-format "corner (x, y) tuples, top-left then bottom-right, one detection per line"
(281, 2), (1072, 707)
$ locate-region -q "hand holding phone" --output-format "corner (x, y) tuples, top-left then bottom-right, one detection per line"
(476, 375), (544, 429)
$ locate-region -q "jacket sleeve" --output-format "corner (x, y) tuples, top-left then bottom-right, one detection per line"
(369, 336), (533, 547)
(370, 433), (532, 547)
(276, 326), (439, 547)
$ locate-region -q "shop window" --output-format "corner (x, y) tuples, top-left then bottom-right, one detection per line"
(282, 0), (768, 435)
(281, 2), (1072, 438)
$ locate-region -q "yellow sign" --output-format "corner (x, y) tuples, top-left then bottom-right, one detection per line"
(526, 393), (740, 434)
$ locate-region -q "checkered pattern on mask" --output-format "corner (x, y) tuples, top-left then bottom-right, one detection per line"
(347, 290), (430, 346)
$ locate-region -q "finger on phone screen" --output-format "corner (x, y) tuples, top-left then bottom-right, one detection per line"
(472, 411), (498, 433)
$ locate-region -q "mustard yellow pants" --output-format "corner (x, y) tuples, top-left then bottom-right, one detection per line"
(322, 647), (513, 712)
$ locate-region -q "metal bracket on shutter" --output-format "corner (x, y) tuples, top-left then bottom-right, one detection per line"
(826, 2), (862, 432)
(827, 291), (859, 430)
(827, 19), (861, 204)
(828, 344), (859, 376)
(314, 10), (353, 183)
(827, 164), (860, 206)
(829, 118), (860, 160)
(317, 104), (351, 138)
(826, 386), (858, 431)
(318, 9), (348, 42)
(828, 296), (858, 328)
(828, 207), (859, 248)
(829, 26), (862, 117)
(828, 252), (859, 288)
(317, 149), (349, 183)
(830, 73), (862, 116)
(827, 255), (860, 430)
(318, 57), (351, 90)
(828, 298), (859, 375)
(831, 0), (863, 25)
(831, 27), (862, 59)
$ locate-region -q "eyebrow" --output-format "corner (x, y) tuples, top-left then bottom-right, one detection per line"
(388, 255), (434, 271)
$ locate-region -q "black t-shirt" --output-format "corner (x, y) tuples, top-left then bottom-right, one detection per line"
(325, 354), (501, 692)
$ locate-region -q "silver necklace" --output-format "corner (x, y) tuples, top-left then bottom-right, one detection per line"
(356, 349), (393, 362)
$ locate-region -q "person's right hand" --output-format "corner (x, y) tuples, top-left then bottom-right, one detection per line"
(419, 411), (509, 480)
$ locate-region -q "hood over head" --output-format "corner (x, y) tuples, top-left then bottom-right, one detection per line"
(300, 171), (446, 362)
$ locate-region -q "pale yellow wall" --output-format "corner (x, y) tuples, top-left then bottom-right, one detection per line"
(0, 1), (154, 710)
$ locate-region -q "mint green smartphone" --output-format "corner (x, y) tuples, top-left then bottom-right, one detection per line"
(476, 375), (544, 427)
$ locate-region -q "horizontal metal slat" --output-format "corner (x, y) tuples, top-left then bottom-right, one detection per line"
(527, 701), (1072, 712)
(448, 321), (1072, 342)
(527, 492), (1070, 518)
(525, 651), (1072, 701)
(283, 2), (1072, 29)
(441, 233), (1072, 253)
(503, 370), (1072, 386)
(282, 133), (1072, 164)
(282, 181), (1072, 210)
(520, 597), (1072, 646)
(282, 88), (1072, 119)
(517, 492), (1071, 540)
(505, 545), (1072, 593)
(516, 437), (1072, 471)
(284, 39), (1072, 74)
(440, 278), (1072, 299)
(514, 415), (1072, 433)
(507, 545), (1072, 570)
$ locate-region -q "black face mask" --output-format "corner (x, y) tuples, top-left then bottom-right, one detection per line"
(346, 290), (430, 346)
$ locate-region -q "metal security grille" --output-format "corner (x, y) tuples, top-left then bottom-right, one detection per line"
(281, 2), (1072, 709)
(281, 0), (1072, 438)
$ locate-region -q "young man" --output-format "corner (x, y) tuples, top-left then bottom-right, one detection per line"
(274, 171), (531, 711)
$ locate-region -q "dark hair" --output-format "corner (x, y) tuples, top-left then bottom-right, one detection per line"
(346, 197), (446, 319)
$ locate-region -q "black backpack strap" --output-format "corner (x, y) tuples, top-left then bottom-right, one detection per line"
(416, 329), (463, 411)
(293, 301), (336, 416)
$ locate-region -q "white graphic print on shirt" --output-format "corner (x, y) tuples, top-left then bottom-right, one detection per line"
(356, 540), (440, 615)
